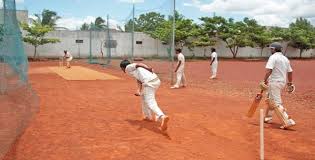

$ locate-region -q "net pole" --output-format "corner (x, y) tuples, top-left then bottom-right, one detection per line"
(170, 0), (175, 84)
(89, 23), (92, 63)
(131, 2), (135, 61)
(106, 14), (111, 65)
(76, 29), (81, 58)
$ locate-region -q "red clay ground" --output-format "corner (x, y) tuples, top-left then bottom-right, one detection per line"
(3, 59), (315, 160)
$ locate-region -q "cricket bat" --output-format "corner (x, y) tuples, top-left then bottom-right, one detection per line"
(247, 90), (264, 118)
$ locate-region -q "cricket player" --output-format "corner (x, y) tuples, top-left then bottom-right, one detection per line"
(171, 48), (186, 89)
(63, 50), (73, 68)
(210, 48), (218, 79)
(120, 60), (170, 131)
(262, 42), (296, 129)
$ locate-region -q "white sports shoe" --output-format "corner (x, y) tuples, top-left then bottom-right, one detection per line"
(280, 119), (296, 129)
(264, 117), (273, 124)
(170, 86), (179, 89)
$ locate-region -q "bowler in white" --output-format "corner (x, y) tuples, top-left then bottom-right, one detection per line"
(120, 60), (170, 131)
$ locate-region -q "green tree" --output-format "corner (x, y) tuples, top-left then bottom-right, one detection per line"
(219, 18), (253, 58)
(21, 22), (60, 59)
(198, 16), (228, 57)
(270, 27), (290, 41)
(124, 20), (134, 32)
(190, 24), (216, 58)
(199, 16), (227, 38)
(94, 17), (106, 30)
(80, 17), (107, 31)
(243, 18), (273, 56)
(136, 12), (165, 36)
(288, 18), (315, 58)
(270, 27), (290, 54)
(124, 11), (196, 49)
(153, 11), (196, 48)
(124, 12), (165, 36)
(252, 29), (273, 56)
(34, 9), (60, 27)
(200, 16), (254, 58)
(80, 23), (90, 31)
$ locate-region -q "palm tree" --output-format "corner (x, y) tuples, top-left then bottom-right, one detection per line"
(94, 17), (107, 30)
(34, 9), (60, 27)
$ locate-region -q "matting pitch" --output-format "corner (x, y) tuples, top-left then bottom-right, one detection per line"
(49, 66), (120, 80)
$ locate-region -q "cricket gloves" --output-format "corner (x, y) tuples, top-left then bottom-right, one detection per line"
(286, 83), (295, 94)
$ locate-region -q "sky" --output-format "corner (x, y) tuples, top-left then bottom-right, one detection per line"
(14, 0), (315, 30)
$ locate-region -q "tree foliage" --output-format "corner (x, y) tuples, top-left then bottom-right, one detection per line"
(131, 11), (198, 49)
(21, 22), (60, 59)
(288, 18), (315, 58)
(121, 11), (315, 58)
(219, 18), (255, 58)
(80, 17), (107, 31)
(244, 18), (273, 56)
(34, 9), (60, 27)
(189, 23), (216, 57)
(80, 23), (90, 31)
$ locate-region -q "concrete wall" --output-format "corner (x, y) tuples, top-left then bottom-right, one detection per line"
(16, 10), (28, 24)
(24, 30), (315, 59)
(0, 9), (28, 24)
(24, 30), (170, 58)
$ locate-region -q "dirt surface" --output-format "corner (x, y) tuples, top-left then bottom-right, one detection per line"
(3, 59), (315, 160)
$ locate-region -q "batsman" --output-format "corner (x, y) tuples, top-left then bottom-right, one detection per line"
(262, 42), (296, 129)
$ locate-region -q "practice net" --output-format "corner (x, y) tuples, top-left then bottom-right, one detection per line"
(0, 0), (39, 158)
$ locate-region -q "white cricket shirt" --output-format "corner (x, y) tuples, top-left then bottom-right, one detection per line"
(266, 52), (293, 83)
(125, 63), (158, 83)
(177, 53), (185, 71)
(65, 52), (72, 58)
(211, 52), (218, 64)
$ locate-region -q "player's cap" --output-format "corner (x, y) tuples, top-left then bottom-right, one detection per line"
(269, 42), (282, 50)
(120, 59), (131, 69)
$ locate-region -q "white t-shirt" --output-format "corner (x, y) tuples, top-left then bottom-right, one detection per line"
(266, 52), (293, 83)
(125, 63), (158, 83)
(211, 52), (218, 64)
(65, 52), (72, 58)
(177, 53), (185, 71)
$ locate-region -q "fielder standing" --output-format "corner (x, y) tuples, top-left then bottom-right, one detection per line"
(171, 48), (186, 89)
(120, 60), (170, 131)
(210, 48), (218, 79)
(263, 42), (296, 129)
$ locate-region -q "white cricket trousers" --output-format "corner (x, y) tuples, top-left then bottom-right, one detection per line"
(174, 70), (186, 87)
(141, 79), (165, 121)
(211, 63), (218, 78)
(265, 81), (293, 123)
